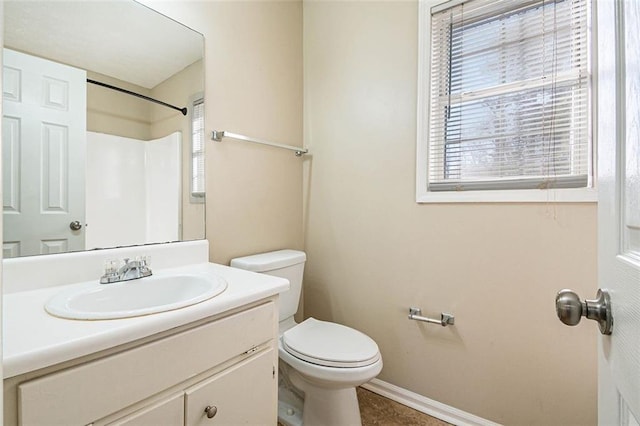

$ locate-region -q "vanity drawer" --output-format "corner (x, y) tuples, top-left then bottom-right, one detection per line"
(18, 301), (275, 426)
(106, 392), (184, 426)
(184, 348), (275, 425)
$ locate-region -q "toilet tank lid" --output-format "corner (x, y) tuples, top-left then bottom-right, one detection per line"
(230, 249), (306, 272)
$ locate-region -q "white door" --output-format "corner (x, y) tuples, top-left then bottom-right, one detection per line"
(597, 0), (640, 424)
(2, 48), (86, 258)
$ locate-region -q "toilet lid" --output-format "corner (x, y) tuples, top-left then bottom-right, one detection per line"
(282, 318), (380, 368)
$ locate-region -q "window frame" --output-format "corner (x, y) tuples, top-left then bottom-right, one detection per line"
(416, 0), (597, 203)
(189, 93), (205, 204)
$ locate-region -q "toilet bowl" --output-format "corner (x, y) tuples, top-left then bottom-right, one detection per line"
(231, 250), (382, 426)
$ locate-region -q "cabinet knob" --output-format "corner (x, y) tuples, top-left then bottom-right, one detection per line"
(204, 405), (218, 419)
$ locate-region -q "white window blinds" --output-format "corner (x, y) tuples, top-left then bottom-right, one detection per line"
(427, 0), (590, 192)
(191, 98), (205, 199)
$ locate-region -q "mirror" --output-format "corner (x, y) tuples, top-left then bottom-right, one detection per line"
(2, 0), (205, 258)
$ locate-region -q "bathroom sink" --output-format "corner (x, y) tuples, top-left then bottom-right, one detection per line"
(45, 273), (227, 320)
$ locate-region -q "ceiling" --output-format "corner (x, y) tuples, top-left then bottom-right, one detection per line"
(4, 0), (203, 89)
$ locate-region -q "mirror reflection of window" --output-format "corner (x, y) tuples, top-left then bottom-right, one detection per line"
(191, 96), (206, 203)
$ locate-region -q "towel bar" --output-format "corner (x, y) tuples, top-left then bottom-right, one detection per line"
(211, 130), (308, 157)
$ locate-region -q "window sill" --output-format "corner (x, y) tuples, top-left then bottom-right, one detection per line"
(416, 187), (598, 204)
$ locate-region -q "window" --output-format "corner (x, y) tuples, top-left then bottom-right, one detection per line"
(190, 96), (205, 202)
(417, 0), (594, 202)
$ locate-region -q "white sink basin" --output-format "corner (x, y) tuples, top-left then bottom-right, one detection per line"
(45, 273), (227, 320)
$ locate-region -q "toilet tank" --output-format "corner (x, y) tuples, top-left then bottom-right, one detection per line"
(230, 250), (306, 322)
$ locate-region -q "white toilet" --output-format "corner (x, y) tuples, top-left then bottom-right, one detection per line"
(230, 249), (382, 426)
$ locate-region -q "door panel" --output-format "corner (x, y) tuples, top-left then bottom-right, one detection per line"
(2, 115), (20, 213)
(598, 0), (640, 423)
(2, 48), (86, 257)
(623, 1), (640, 261)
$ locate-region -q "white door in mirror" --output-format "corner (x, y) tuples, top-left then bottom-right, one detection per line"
(2, 48), (87, 258)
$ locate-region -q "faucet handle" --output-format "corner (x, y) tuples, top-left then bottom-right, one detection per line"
(100, 259), (121, 284)
(104, 259), (118, 274)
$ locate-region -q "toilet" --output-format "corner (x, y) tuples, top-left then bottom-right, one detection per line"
(230, 250), (382, 426)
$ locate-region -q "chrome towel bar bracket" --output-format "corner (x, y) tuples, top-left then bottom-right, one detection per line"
(408, 307), (455, 327)
(211, 130), (308, 157)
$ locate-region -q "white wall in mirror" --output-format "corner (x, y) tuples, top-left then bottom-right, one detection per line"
(85, 132), (180, 250)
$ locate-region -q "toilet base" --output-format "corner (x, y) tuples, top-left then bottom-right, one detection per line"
(288, 369), (362, 426)
(303, 385), (362, 426)
(277, 378), (304, 426)
(278, 397), (303, 426)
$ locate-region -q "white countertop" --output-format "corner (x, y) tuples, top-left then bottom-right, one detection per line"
(3, 262), (288, 379)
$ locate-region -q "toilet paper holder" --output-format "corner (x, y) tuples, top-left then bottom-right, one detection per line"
(408, 307), (455, 327)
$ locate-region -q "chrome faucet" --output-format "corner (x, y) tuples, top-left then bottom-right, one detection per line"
(100, 257), (152, 284)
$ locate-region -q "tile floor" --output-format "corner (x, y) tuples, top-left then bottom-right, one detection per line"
(357, 387), (451, 426)
(278, 387), (451, 426)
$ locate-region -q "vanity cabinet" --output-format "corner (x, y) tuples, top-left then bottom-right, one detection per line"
(6, 299), (278, 426)
(106, 349), (275, 426)
(107, 393), (185, 425)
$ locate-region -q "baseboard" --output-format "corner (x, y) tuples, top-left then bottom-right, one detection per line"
(361, 379), (501, 426)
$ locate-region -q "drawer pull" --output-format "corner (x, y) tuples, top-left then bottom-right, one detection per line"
(244, 346), (259, 355)
(204, 405), (218, 419)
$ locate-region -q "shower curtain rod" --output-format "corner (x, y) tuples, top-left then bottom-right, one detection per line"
(87, 78), (188, 116)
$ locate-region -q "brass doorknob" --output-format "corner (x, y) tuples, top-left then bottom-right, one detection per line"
(555, 289), (612, 335)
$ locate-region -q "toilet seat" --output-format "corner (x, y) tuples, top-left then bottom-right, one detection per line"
(282, 318), (380, 368)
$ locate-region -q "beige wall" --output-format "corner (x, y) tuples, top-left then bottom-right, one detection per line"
(140, 1), (304, 265)
(303, 1), (597, 425)
(86, 71), (152, 140)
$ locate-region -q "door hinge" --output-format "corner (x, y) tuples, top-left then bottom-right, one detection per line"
(273, 366), (276, 379)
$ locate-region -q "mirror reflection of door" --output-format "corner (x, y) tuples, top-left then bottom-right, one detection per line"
(2, 48), (87, 258)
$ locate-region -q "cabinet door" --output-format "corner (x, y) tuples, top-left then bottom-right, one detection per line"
(185, 349), (276, 425)
(105, 393), (184, 426)
(18, 302), (275, 426)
